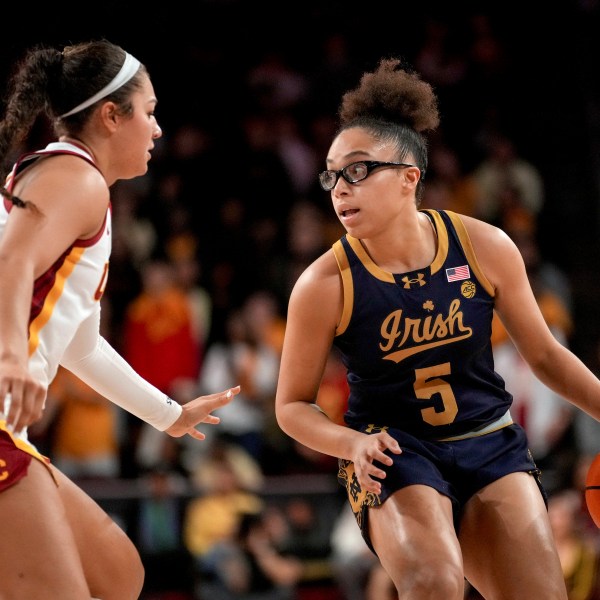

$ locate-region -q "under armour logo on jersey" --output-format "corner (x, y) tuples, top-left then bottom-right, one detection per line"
(365, 424), (389, 434)
(401, 273), (426, 289)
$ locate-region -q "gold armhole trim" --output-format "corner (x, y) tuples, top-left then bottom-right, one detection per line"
(445, 211), (495, 297)
(332, 240), (354, 336)
(422, 209), (449, 275)
(346, 235), (395, 283)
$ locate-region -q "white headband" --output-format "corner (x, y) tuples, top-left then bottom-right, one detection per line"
(59, 52), (141, 118)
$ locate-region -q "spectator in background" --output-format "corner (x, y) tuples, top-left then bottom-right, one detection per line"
(574, 340), (600, 480)
(269, 200), (333, 307)
(473, 132), (544, 224)
(493, 324), (575, 494)
(202, 509), (303, 600)
(548, 489), (600, 600)
(314, 349), (350, 429)
(309, 32), (358, 117)
(236, 113), (295, 225)
(105, 178), (156, 345)
(414, 14), (471, 154)
(421, 141), (481, 216)
(467, 13), (509, 93)
(278, 497), (338, 599)
(183, 440), (264, 596)
(274, 113), (320, 198)
(246, 51), (310, 113)
(197, 290), (283, 466)
(43, 366), (122, 479)
(124, 258), (202, 396)
(461, 12), (511, 151)
(414, 16), (469, 94)
(281, 349), (349, 477)
(167, 236), (212, 357)
(110, 179), (158, 268)
(124, 258), (203, 475)
(500, 209), (572, 312)
(491, 217), (575, 493)
(330, 501), (380, 600)
(136, 467), (194, 598)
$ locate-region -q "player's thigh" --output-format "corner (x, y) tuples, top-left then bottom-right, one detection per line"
(460, 471), (567, 600)
(369, 485), (464, 597)
(53, 466), (145, 600)
(0, 458), (91, 599)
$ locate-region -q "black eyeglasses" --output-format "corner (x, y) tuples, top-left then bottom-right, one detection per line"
(318, 160), (416, 191)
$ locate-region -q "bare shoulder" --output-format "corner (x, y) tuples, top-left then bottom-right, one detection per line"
(16, 154), (109, 236)
(456, 213), (521, 261)
(288, 249), (342, 326)
(36, 154), (108, 203)
(292, 249), (340, 297)
(456, 213), (525, 286)
(456, 213), (513, 251)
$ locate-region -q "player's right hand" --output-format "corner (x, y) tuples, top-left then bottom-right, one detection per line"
(351, 430), (402, 494)
(165, 385), (241, 440)
(0, 363), (47, 434)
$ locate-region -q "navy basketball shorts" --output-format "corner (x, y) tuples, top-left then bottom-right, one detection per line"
(337, 423), (545, 554)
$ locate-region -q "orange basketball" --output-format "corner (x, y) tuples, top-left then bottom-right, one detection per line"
(585, 453), (600, 527)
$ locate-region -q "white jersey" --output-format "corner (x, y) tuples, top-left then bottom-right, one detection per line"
(1, 142), (110, 388)
(1, 142), (182, 450)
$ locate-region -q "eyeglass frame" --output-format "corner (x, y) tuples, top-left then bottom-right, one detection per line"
(318, 160), (417, 191)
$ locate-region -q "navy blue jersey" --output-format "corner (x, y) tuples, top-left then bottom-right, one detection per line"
(332, 209), (512, 440)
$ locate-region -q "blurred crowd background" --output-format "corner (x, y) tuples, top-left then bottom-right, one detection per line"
(3, 2), (600, 598)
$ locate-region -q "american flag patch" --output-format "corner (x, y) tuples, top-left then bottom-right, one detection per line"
(446, 265), (470, 282)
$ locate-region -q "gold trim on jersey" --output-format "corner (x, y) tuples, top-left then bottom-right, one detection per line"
(444, 211), (495, 297)
(421, 209), (449, 275)
(346, 235), (395, 283)
(28, 246), (85, 356)
(332, 210), (493, 336)
(344, 210), (450, 283)
(333, 241), (354, 336)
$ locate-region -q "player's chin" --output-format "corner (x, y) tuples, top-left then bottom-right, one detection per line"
(132, 162), (150, 177)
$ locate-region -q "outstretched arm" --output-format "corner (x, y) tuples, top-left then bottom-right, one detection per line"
(62, 306), (239, 439)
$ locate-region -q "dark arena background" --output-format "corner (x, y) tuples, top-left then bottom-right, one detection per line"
(2, 2), (600, 599)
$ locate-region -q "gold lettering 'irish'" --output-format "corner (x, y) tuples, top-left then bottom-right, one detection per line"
(380, 298), (472, 363)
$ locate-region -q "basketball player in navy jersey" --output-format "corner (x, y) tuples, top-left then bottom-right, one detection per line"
(275, 58), (600, 599)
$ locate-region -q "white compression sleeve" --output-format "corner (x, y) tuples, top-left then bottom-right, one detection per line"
(60, 307), (182, 431)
